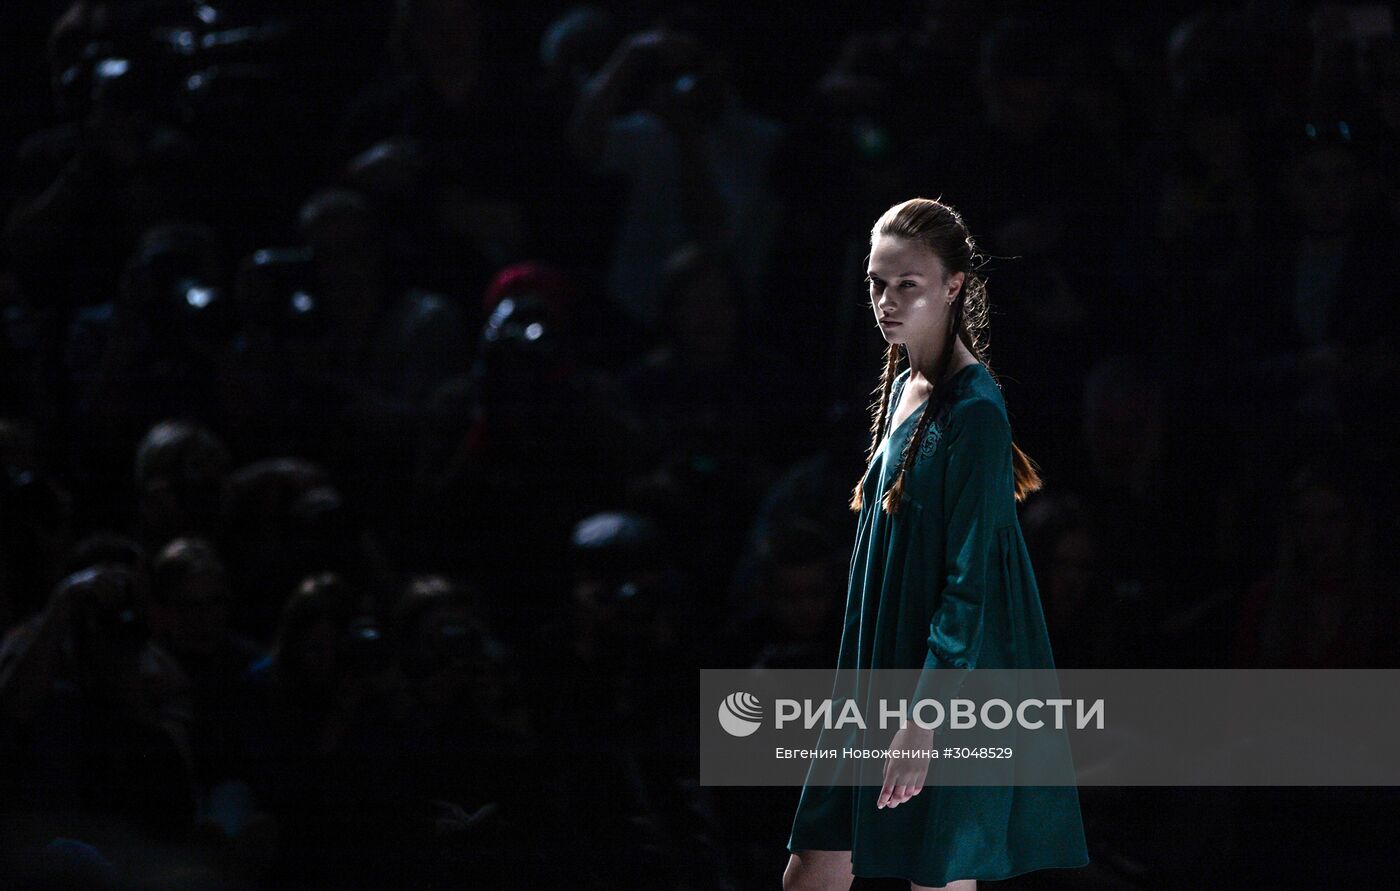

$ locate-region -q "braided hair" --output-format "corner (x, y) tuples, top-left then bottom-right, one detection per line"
(849, 198), (1043, 514)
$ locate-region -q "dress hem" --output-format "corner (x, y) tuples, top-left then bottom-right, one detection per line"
(784, 846), (1092, 887)
(852, 856), (1092, 886)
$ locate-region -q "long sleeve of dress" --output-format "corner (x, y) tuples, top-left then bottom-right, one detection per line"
(912, 398), (1013, 706)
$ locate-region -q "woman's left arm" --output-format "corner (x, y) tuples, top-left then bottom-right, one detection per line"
(881, 400), (1013, 809)
(910, 398), (1013, 706)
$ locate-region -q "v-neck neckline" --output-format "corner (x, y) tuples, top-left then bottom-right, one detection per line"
(882, 362), (981, 450)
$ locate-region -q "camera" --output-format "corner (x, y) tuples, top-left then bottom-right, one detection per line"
(121, 225), (236, 350)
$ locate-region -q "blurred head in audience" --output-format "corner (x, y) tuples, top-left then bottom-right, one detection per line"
(393, 575), (489, 711)
(1282, 464), (1371, 584)
(298, 188), (386, 319)
(150, 537), (231, 660)
(55, 561), (150, 707)
(134, 420), (231, 547)
(270, 573), (358, 700)
(658, 245), (742, 366)
(569, 511), (679, 668)
(392, 0), (482, 107)
(1082, 356), (1165, 491)
(978, 17), (1064, 142)
(634, 25), (730, 130)
(540, 5), (618, 93)
(753, 519), (841, 640)
(1284, 119), (1366, 236)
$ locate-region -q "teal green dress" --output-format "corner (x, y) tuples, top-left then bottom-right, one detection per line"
(787, 362), (1090, 885)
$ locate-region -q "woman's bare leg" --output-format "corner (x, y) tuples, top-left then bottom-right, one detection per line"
(782, 850), (853, 891)
(911, 879), (976, 891)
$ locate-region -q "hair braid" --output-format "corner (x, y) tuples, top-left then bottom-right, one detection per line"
(849, 344), (903, 511)
(882, 273), (964, 514)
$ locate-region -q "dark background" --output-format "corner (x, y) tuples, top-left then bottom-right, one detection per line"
(2, 0), (1399, 887)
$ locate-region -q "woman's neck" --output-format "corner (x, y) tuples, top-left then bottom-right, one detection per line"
(906, 337), (977, 393)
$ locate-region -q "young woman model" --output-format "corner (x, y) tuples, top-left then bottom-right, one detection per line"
(783, 198), (1089, 890)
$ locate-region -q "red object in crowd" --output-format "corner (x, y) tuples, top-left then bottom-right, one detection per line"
(482, 261), (580, 319)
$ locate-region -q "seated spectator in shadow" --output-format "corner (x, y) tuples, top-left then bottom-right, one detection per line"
(294, 189), (472, 420)
(141, 538), (263, 816)
(916, 14), (1113, 295)
(715, 495), (852, 887)
(1133, 5), (1287, 287)
(770, 29), (959, 408)
(533, 7), (627, 280)
(5, 11), (204, 315)
(282, 485), (395, 627)
(1224, 456), (1400, 886)
(418, 272), (641, 598)
(909, 17), (1120, 453)
(335, 1), (543, 279)
(556, 512), (697, 754)
(225, 188), (471, 548)
(1131, 77), (1263, 357)
(65, 224), (234, 520)
(229, 572), (375, 884)
(217, 190), (467, 471)
(522, 510), (711, 887)
(342, 136), (494, 308)
(217, 457), (394, 645)
(1020, 493), (1146, 668)
(718, 516), (844, 669)
(217, 457), (333, 641)
(375, 575), (556, 885)
(722, 407), (870, 630)
(65, 222), (231, 412)
(768, 57), (908, 404)
(1054, 355), (1231, 666)
(216, 246), (326, 461)
(1231, 462), (1397, 668)
(1236, 115), (1400, 469)
(0, 463), (73, 634)
(1, 531), (136, 651)
(569, 23), (783, 334)
(618, 246), (793, 594)
(0, 553), (194, 837)
(529, 511), (675, 690)
(131, 419), (231, 552)
(621, 244), (789, 466)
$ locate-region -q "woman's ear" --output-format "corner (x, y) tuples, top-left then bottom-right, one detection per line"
(948, 271), (966, 304)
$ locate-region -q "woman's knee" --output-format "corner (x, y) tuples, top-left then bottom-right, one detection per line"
(783, 850), (853, 891)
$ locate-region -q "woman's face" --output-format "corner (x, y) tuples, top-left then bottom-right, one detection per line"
(867, 234), (963, 346)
